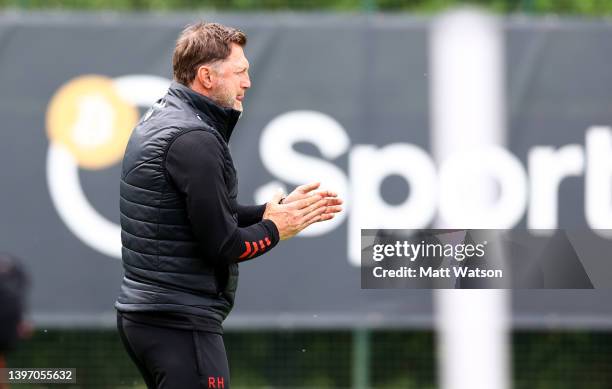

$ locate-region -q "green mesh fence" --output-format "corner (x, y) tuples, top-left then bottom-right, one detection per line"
(5, 329), (436, 388)
(5, 329), (612, 388)
(5, 329), (144, 389)
(513, 332), (612, 389)
(224, 331), (353, 388)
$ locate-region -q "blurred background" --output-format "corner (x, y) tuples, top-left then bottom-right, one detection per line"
(0, 0), (612, 13)
(1, 0), (612, 388)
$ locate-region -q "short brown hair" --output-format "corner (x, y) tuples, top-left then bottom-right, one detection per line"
(172, 22), (247, 86)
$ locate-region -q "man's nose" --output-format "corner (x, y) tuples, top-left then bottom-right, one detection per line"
(242, 73), (251, 89)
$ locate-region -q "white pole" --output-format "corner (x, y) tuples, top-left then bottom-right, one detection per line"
(430, 9), (510, 389)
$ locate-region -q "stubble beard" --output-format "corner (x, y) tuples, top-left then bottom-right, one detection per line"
(211, 84), (241, 112)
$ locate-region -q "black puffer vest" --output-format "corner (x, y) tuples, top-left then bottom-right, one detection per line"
(115, 82), (241, 326)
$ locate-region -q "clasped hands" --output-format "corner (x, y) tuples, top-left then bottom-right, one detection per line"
(263, 182), (343, 240)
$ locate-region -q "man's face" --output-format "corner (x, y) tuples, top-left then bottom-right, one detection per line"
(209, 43), (251, 111)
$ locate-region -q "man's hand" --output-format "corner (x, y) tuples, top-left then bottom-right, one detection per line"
(263, 184), (343, 240)
(283, 182), (332, 205)
(283, 182), (343, 224)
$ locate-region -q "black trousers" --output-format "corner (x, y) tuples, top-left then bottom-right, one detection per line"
(117, 313), (230, 389)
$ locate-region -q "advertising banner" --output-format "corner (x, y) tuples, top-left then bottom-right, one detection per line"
(1, 14), (611, 328)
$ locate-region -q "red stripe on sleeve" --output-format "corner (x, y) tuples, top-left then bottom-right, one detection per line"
(248, 242), (259, 259)
(265, 237), (271, 246)
(258, 240), (265, 250)
(238, 241), (252, 259)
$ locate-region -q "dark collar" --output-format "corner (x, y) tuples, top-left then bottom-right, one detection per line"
(168, 81), (241, 142)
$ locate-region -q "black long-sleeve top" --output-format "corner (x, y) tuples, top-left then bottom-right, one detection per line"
(165, 130), (280, 264)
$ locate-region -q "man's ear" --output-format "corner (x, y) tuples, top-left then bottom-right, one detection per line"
(196, 65), (214, 90)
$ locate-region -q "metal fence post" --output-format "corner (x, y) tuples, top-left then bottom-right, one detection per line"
(521, 0), (535, 13)
(352, 328), (371, 389)
(361, 0), (376, 12)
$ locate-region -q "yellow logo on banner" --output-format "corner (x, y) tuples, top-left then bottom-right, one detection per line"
(46, 75), (138, 170)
